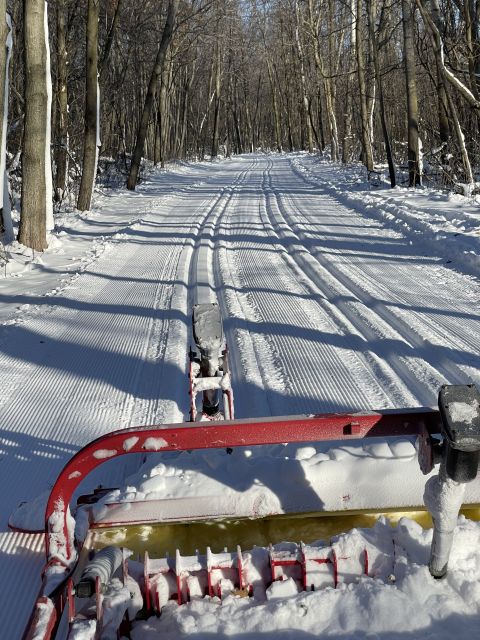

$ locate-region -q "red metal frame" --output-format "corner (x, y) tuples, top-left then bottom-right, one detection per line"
(45, 409), (440, 563)
(24, 597), (57, 640)
(23, 408), (441, 640)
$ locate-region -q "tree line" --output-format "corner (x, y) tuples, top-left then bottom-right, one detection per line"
(1, 0), (480, 251)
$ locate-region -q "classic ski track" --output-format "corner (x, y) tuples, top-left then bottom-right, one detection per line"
(290, 156), (480, 358)
(212, 161), (290, 417)
(281, 187), (477, 388)
(188, 157), (288, 418)
(262, 159), (441, 405)
(286, 161), (480, 353)
(263, 159), (476, 403)
(215, 158), (383, 414)
(188, 158), (258, 308)
(281, 157), (480, 391)
(258, 158), (414, 409)
(163, 157), (260, 421)
(264, 159), (417, 408)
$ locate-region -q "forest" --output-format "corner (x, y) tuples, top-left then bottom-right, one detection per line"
(1, 0), (480, 252)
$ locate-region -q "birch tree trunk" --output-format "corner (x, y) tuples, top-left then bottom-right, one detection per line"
(367, 0), (395, 186)
(127, 0), (176, 190)
(342, 0), (356, 163)
(19, 0), (51, 251)
(416, 0), (480, 110)
(446, 88), (474, 186)
(77, 0), (100, 211)
(430, 0), (450, 162)
(0, 4), (13, 242)
(307, 0), (338, 159)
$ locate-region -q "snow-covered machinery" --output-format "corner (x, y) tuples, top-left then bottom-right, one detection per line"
(21, 384), (480, 639)
(189, 303), (234, 421)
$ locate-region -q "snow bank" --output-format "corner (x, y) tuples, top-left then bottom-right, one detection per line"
(92, 438), (479, 522)
(292, 155), (480, 278)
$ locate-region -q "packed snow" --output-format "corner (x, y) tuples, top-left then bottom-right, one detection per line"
(0, 154), (479, 637)
(449, 400), (478, 425)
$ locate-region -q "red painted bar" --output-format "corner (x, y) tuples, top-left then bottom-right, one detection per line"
(45, 409), (440, 561)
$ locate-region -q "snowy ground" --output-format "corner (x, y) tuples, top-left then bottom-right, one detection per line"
(0, 153), (479, 637)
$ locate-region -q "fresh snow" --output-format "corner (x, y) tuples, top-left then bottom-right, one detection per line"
(0, 153), (479, 637)
(449, 400), (478, 424)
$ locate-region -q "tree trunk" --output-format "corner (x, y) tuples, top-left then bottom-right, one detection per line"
(402, 0), (421, 186)
(416, 0), (480, 110)
(127, 0), (176, 190)
(342, 0), (356, 163)
(19, 0), (51, 251)
(356, 0), (374, 171)
(177, 64), (194, 158)
(77, 0), (100, 211)
(326, 0), (339, 160)
(266, 58), (282, 152)
(211, 41), (222, 158)
(463, 0), (480, 99)
(307, 0), (336, 158)
(367, 0), (395, 186)
(446, 88), (474, 185)
(430, 1), (450, 162)
(54, 0), (68, 203)
(99, 0), (125, 81)
(0, 5), (13, 242)
(155, 52), (170, 167)
(294, 0), (313, 152)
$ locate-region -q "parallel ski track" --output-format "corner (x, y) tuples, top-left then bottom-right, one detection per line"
(283, 157), (480, 397)
(215, 158), (390, 414)
(289, 157), (480, 357)
(189, 158), (258, 307)
(213, 162), (289, 417)
(258, 158), (413, 409)
(214, 155), (479, 414)
(261, 157), (432, 407)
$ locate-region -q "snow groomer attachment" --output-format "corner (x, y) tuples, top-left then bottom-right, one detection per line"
(19, 384), (480, 638)
(189, 303), (234, 421)
(424, 384), (480, 578)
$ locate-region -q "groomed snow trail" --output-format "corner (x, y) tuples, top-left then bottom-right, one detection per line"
(0, 154), (479, 636)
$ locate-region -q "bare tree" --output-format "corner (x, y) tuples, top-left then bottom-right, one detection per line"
(18, 0), (52, 251)
(294, 0), (313, 152)
(367, 0), (395, 186)
(127, 0), (177, 190)
(356, 0), (374, 172)
(0, 3), (12, 242)
(77, 0), (100, 211)
(54, 0), (68, 203)
(402, 0), (421, 186)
